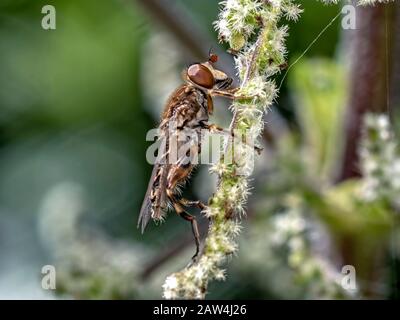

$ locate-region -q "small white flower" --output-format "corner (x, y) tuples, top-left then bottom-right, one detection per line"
(194, 267), (204, 281)
(214, 269), (226, 281)
(284, 3), (303, 21)
(360, 113), (399, 204)
(377, 114), (389, 129)
(163, 275), (178, 290)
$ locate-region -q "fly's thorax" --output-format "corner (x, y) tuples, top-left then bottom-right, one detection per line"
(190, 89), (209, 126)
(162, 87), (209, 130)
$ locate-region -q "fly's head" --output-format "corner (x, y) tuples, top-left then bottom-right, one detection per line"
(184, 53), (233, 91)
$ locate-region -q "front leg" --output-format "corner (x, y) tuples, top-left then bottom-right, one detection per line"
(209, 88), (257, 101)
(209, 88), (238, 99)
(167, 189), (201, 262)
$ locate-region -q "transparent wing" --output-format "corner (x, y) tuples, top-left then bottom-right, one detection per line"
(138, 163), (160, 233)
(137, 137), (169, 233)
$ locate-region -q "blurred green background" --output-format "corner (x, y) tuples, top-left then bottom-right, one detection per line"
(0, 0), (398, 299)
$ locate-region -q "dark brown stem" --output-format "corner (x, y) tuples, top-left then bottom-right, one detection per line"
(336, 2), (398, 299)
(336, 2), (396, 182)
(389, 1), (400, 119)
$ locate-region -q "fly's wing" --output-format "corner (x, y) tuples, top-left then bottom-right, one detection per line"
(138, 137), (169, 233)
(138, 163), (159, 233)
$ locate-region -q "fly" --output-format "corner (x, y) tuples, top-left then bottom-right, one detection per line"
(138, 53), (247, 261)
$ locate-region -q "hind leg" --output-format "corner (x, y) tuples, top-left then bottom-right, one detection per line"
(167, 190), (201, 261)
(181, 210), (201, 261)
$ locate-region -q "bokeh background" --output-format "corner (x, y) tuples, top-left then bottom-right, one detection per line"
(0, 0), (399, 299)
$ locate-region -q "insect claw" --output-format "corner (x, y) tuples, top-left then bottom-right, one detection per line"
(190, 250), (200, 265)
(185, 248), (200, 268)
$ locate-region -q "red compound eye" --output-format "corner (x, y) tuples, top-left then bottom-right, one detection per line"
(187, 64), (215, 89)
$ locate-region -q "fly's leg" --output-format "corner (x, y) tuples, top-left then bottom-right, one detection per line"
(209, 88), (258, 101)
(209, 88), (237, 99)
(181, 210), (201, 261)
(203, 123), (263, 154)
(180, 199), (207, 210)
(167, 189), (201, 262)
